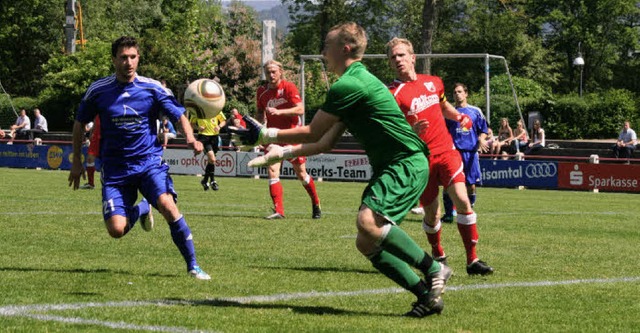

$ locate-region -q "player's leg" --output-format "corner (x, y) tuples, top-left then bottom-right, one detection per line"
(208, 139), (220, 190)
(102, 184), (150, 238)
(199, 135), (213, 191)
(81, 154), (97, 189)
(421, 162), (447, 263)
(446, 182), (494, 276)
(141, 162), (210, 280)
(292, 158), (321, 219)
(266, 160), (285, 219)
(441, 191), (455, 223)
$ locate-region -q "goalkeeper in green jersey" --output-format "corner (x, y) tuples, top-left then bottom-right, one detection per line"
(231, 22), (451, 318)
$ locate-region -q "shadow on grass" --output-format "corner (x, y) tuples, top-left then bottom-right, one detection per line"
(164, 298), (393, 317)
(0, 266), (179, 278)
(250, 265), (378, 275)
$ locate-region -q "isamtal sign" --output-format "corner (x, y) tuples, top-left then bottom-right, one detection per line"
(479, 160), (558, 188)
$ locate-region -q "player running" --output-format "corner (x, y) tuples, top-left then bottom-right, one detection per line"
(441, 83), (490, 221)
(191, 111), (226, 191)
(233, 23), (451, 317)
(256, 60), (321, 219)
(68, 36), (211, 280)
(386, 37), (493, 276)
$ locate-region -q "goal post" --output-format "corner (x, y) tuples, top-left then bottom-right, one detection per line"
(298, 53), (524, 126)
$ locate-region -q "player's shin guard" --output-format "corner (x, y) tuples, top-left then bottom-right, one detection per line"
(301, 174), (320, 205)
(87, 163), (95, 186)
(423, 220), (445, 259)
(457, 212), (479, 265)
(368, 249), (422, 293)
(442, 192), (454, 217)
(169, 215), (197, 271)
(269, 178), (284, 215)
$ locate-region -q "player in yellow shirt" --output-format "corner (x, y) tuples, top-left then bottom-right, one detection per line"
(191, 112), (227, 191)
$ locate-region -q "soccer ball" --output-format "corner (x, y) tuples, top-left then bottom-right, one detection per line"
(183, 79), (226, 119)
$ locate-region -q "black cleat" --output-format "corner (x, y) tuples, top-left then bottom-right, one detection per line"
(201, 179), (209, 191)
(210, 180), (219, 191)
(434, 255), (448, 267)
(312, 204), (322, 219)
(467, 260), (494, 276)
(404, 296), (444, 318)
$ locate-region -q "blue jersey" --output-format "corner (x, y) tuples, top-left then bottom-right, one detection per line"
(445, 104), (488, 152)
(77, 75), (185, 165)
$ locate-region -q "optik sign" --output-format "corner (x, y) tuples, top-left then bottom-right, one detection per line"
(479, 160), (558, 188)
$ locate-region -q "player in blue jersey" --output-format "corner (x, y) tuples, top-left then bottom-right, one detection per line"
(68, 36), (211, 280)
(442, 83), (490, 222)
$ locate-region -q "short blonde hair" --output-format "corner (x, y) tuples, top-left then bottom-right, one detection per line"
(386, 37), (414, 57)
(328, 22), (367, 59)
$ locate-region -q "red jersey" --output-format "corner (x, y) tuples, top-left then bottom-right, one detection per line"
(388, 74), (455, 156)
(256, 80), (302, 130)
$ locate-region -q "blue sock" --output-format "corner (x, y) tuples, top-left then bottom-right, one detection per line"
(169, 215), (197, 271)
(469, 193), (476, 207)
(123, 200), (148, 235)
(443, 192), (454, 216)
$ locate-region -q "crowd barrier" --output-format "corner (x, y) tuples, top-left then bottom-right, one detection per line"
(1, 142), (639, 193)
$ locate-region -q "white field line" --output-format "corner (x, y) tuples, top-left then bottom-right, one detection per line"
(1, 276), (638, 332)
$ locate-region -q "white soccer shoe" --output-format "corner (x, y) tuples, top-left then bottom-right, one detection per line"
(188, 266), (211, 280)
(410, 207), (425, 215)
(139, 199), (154, 232)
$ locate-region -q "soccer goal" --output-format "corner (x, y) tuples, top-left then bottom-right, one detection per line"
(297, 53), (525, 127)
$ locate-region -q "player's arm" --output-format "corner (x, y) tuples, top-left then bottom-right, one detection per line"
(266, 102), (304, 117)
(178, 113), (203, 155)
(68, 120), (86, 189)
(249, 122), (347, 167)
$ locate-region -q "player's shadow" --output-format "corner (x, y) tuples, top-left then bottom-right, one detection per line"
(163, 298), (392, 317)
(0, 266), (178, 278)
(250, 265), (378, 275)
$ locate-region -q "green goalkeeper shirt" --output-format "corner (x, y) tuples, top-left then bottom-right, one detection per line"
(322, 62), (429, 175)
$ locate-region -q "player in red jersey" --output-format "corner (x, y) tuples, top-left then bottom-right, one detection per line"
(256, 60), (321, 220)
(80, 115), (101, 190)
(386, 37), (493, 275)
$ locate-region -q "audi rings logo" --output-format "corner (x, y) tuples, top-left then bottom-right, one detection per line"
(525, 163), (557, 178)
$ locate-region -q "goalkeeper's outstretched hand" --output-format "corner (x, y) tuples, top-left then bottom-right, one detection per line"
(248, 145), (294, 167)
(228, 115), (278, 151)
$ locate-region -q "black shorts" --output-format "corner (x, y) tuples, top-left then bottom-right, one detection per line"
(198, 134), (220, 153)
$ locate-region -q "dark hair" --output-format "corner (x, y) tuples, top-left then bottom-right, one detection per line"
(111, 36), (139, 57)
(454, 82), (468, 93)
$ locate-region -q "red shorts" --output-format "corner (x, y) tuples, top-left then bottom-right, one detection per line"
(420, 149), (465, 206)
(88, 127), (101, 157)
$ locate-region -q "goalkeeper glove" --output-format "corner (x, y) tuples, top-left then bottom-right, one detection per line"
(456, 113), (473, 130)
(228, 115), (279, 150)
(248, 145), (294, 167)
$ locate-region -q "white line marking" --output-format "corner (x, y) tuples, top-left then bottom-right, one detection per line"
(1, 276), (638, 331)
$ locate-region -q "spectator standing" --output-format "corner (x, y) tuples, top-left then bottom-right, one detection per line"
(524, 119), (545, 155)
(612, 121), (637, 161)
(231, 108), (246, 128)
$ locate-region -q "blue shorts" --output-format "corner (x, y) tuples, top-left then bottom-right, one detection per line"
(101, 156), (177, 220)
(459, 151), (482, 186)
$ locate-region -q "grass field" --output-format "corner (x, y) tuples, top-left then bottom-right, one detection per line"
(1, 167), (639, 332)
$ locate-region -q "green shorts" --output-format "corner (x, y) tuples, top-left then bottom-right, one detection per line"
(361, 153), (429, 224)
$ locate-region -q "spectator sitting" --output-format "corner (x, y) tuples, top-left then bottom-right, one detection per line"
(524, 119), (545, 154)
(511, 119), (528, 154)
(493, 117), (513, 159)
(159, 115), (177, 149)
(31, 108), (48, 144)
(7, 108), (31, 144)
(612, 120), (637, 162)
(230, 108), (246, 129)
(484, 127), (495, 155)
